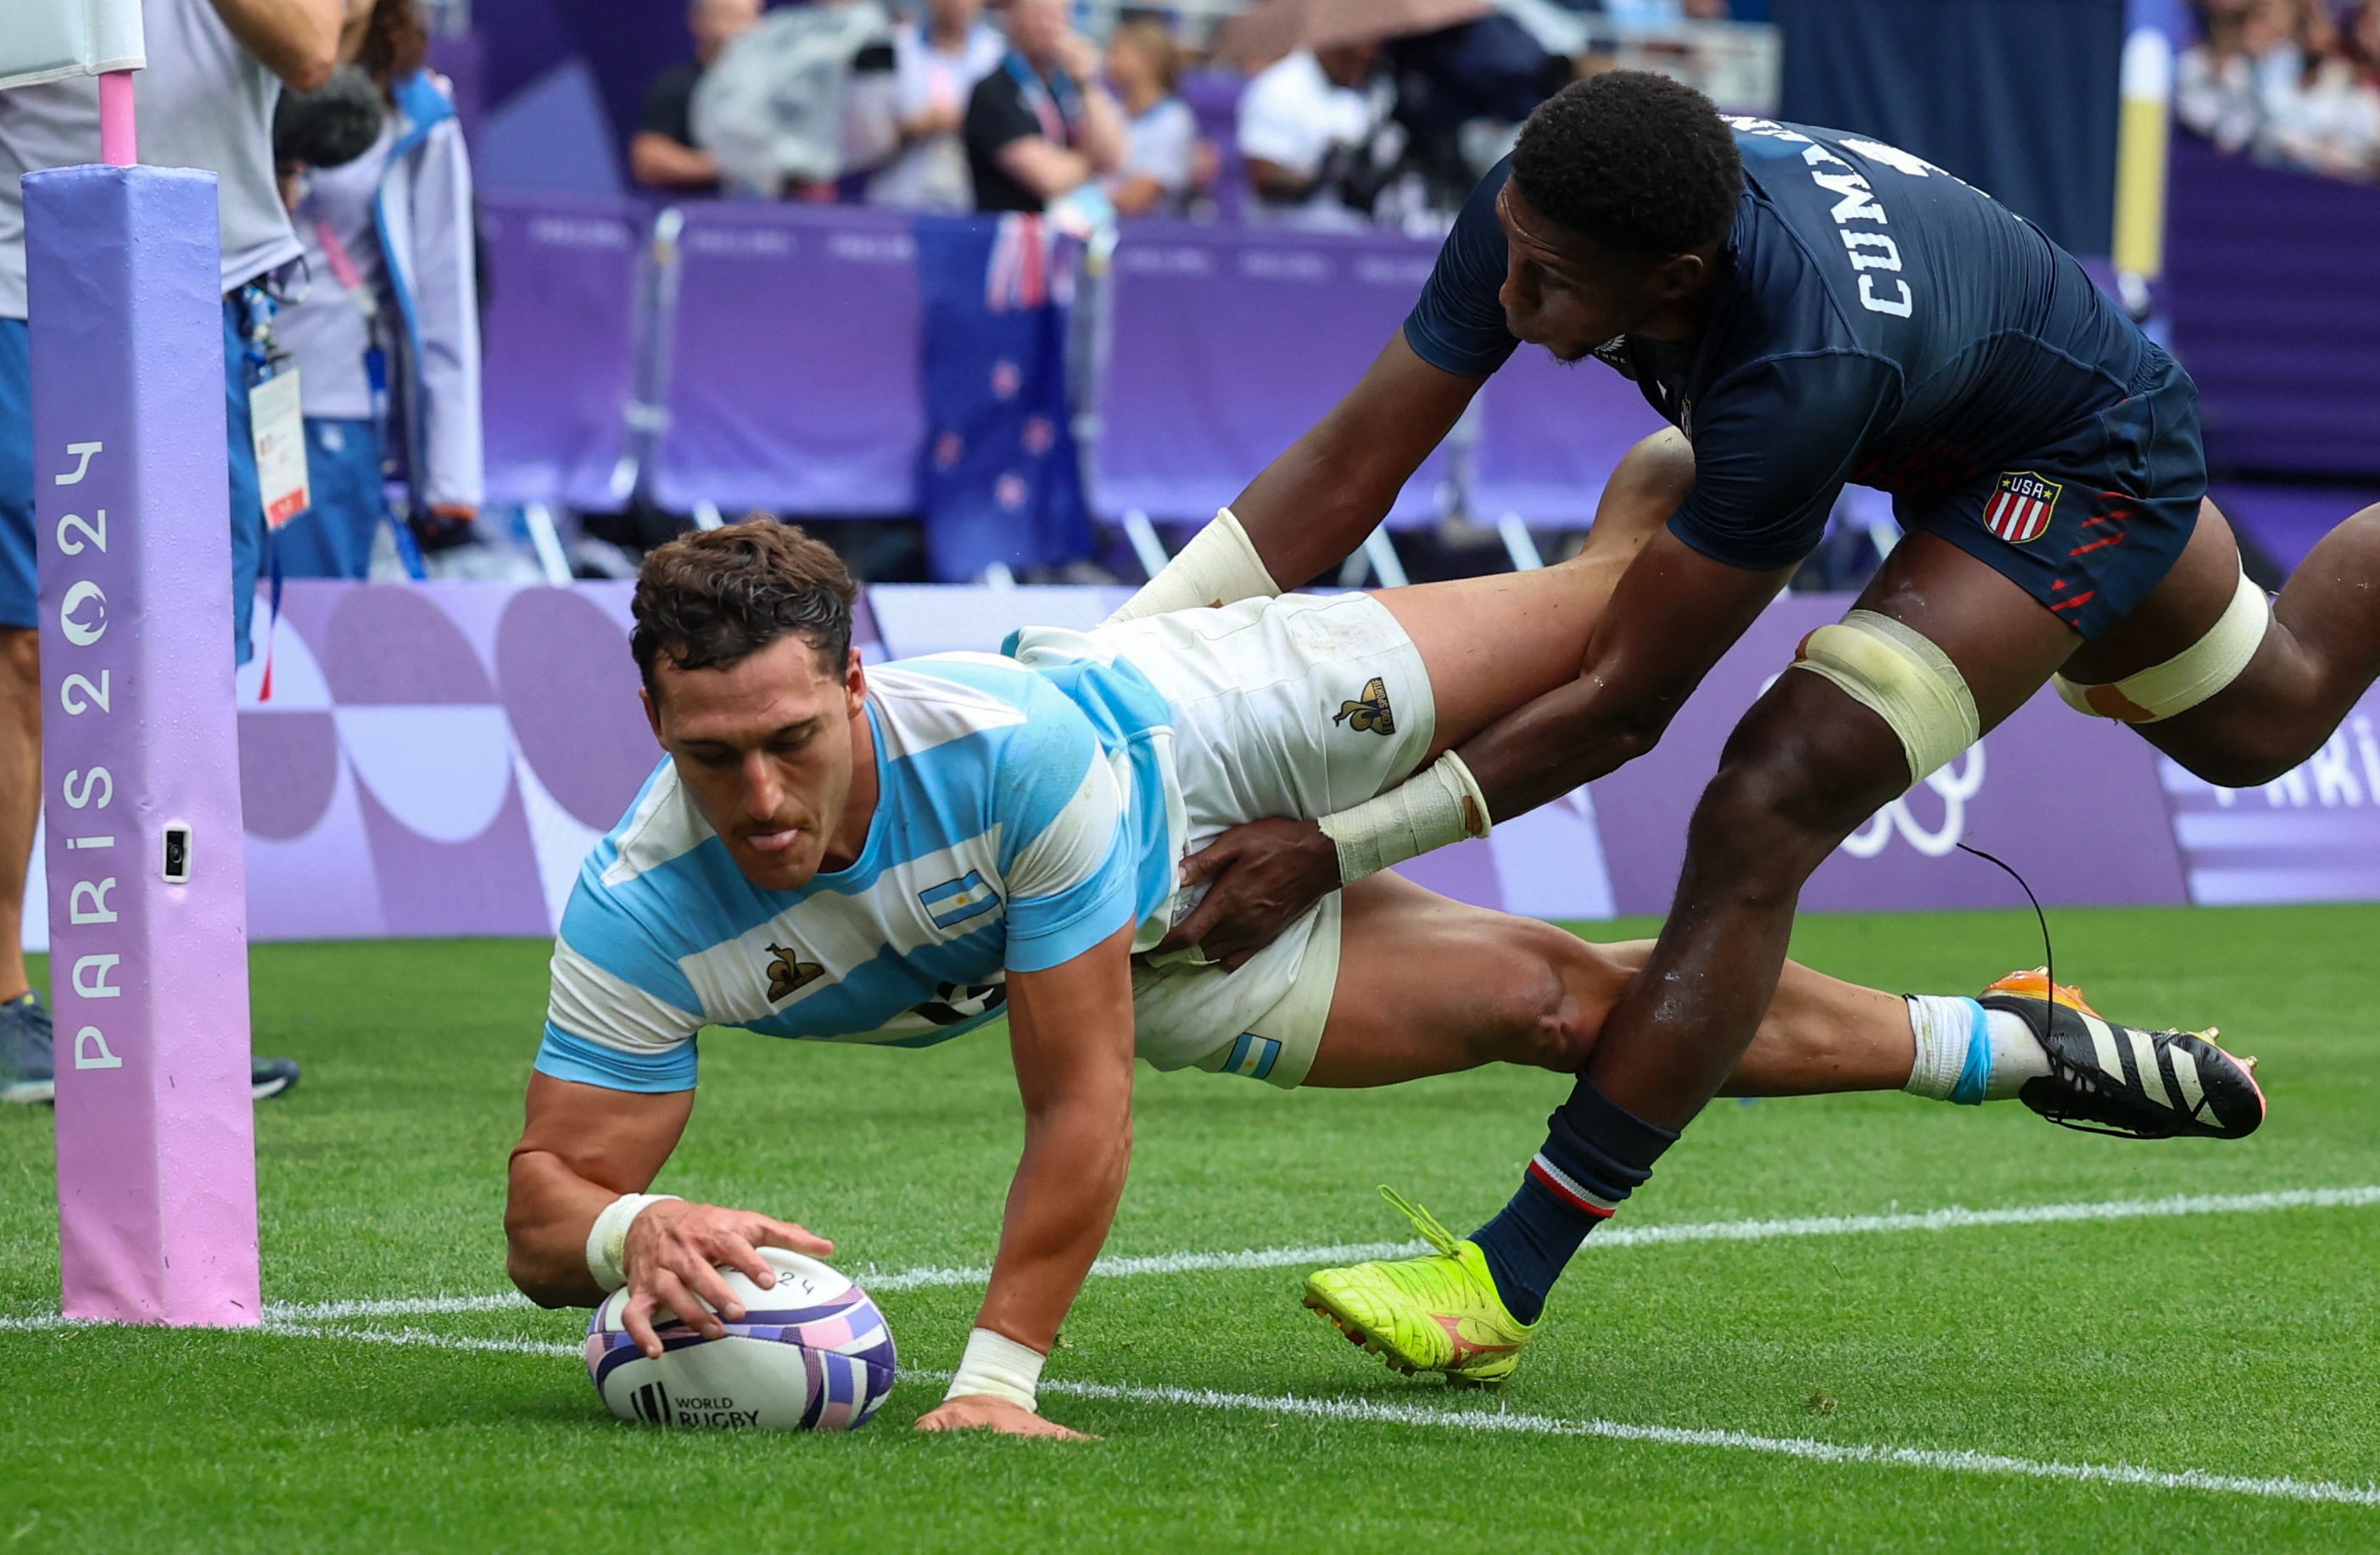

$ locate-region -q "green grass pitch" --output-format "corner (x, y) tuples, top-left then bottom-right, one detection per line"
(3, 903), (2379, 1551)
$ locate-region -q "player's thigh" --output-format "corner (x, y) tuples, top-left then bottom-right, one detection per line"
(2081, 496), (2360, 784)
(1697, 530), (2082, 866)
(1838, 528), (2083, 733)
(1370, 562), (1614, 757)
(1303, 873), (1633, 1088)
(1371, 428), (1701, 755)
(2061, 495), (2243, 684)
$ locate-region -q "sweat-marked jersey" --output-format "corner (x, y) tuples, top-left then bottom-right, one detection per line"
(534, 653), (1179, 1093)
(1403, 120), (2167, 571)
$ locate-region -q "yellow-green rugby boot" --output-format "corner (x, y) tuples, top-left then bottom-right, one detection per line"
(1303, 1188), (1534, 1387)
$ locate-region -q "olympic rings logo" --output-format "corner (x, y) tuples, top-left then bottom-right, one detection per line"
(1839, 743), (1987, 859)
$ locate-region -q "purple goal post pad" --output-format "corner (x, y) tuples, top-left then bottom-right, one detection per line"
(26, 165), (260, 1325)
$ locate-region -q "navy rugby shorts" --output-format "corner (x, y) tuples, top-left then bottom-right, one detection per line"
(1896, 347), (2206, 644)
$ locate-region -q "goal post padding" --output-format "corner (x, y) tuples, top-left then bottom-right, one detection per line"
(18, 55), (261, 1317)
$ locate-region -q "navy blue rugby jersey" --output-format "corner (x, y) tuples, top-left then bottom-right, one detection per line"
(1403, 118), (2172, 570)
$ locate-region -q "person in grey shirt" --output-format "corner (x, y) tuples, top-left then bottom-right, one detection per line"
(276, 0), (482, 579)
(0, 0), (356, 1105)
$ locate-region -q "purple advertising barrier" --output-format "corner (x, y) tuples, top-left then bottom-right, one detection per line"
(1095, 223), (1454, 528)
(1472, 348), (1671, 529)
(2158, 685), (2380, 906)
(219, 581), (895, 943)
(479, 189), (643, 510)
(26, 165), (260, 1326)
(652, 204), (923, 517)
(2165, 135), (2380, 478)
(1588, 592), (2191, 917)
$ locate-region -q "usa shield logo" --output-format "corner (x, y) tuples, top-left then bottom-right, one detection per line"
(1985, 471), (2062, 544)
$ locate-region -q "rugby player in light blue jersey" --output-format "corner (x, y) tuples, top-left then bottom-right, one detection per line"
(503, 517), (2252, 1435)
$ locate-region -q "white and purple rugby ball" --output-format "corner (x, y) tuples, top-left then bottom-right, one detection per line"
(586, 1248), (897, 1431)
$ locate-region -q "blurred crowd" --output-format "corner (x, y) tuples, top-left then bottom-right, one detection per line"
(2179, 0), (2380, 180)
(629, 0), (1740, 232)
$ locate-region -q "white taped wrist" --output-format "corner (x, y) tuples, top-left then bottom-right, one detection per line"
(1317, 751), (1493, 885)
(585, 1193), (680, 1293)
(944, 1327), (1047, 1412)
(1104, 506), (1280, 624)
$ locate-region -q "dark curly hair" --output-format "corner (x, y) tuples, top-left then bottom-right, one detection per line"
(632, 521), (858, 697)
(1511, 71), (1744, 258)
(360, 0), (430, 98)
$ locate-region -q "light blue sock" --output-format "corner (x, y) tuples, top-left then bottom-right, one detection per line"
(1948, 998), (1993, 1105)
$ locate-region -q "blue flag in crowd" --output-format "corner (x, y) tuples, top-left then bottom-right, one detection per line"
(914, 212), (1092, 583)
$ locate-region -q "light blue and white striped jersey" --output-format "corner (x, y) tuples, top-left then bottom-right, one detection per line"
(536, 652), (1180, 1093)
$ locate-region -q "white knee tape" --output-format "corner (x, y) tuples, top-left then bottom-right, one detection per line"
(1791, 610), (1981, 789)
(1103, 506), (1281, 624)
(2053, 569), (2269, 724)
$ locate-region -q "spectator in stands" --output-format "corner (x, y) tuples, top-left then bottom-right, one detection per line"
(2182, 0), (2380, 177)
(632, 0), (762, 190)
(2262, 0), (2380, 178)
(1237, 40), (1397, 229)
(276, 0), (483, 578)
(1103, 16), (1201, 216)
(868, 0), (1007, 211)
(2179, 1), (2267, 154)
(0, 0), (337, 1103)
(963, 0), (1126, 215)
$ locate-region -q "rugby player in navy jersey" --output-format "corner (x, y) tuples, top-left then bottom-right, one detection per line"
(1121, 70), (2372, 1383)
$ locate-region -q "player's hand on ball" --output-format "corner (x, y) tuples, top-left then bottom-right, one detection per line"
(620, 1200), (833, 1358)
(1157, 817), (1341, 970)
(914, 1396), (1098, 1440)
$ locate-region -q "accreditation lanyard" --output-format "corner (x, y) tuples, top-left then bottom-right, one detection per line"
(311, 219), (391, 441)
(1004, 52), (1081, 148)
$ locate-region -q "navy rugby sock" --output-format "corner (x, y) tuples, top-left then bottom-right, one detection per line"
(1470, 1080), (1679, 1325)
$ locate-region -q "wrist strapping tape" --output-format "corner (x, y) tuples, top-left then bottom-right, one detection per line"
(1317, 750), (1493, 886)
(584, 1193), (680, 1293)
(944, 1326), (1047, 1412)
(1103, 506), (1280, 624)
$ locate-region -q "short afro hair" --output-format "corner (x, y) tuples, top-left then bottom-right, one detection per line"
(1511, 71), (1744, 258)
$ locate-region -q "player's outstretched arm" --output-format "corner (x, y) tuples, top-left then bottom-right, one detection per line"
(1227, 333), (1485, 591)
(916, 924), (1137, 1441)
(505, 1075), (832, 1357)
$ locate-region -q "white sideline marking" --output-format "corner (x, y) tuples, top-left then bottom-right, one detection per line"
(14, 1314), (2377, 1509)
(267, 1323), (580, 1359)
(5, 1183), (2377, 1333)
(1036, 1379), (2380, 1509)
(873, 1183), (2380, 1291)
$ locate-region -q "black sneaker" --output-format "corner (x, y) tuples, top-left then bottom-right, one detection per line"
(251, 1057), (301, 1101)
(0, 991), (295, 1105)
(1981, 969), (2265, 1140)
(0, 991), (53, 1105)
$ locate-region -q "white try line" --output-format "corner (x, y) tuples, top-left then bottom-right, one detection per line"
(1036, 1379), (2380, 1509)
(23, 1317), (2380, 1511)
(5, 1183), (2377, 1333)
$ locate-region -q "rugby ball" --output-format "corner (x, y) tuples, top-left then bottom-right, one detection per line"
(585, 1248), (897, 1430)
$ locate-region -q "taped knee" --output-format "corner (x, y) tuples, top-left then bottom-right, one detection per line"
(1790, 610), (1981, 789)
(2053, 569), (2269, 724)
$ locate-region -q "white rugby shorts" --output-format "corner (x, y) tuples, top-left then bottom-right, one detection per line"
(1014, 591), (1436, 1088)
